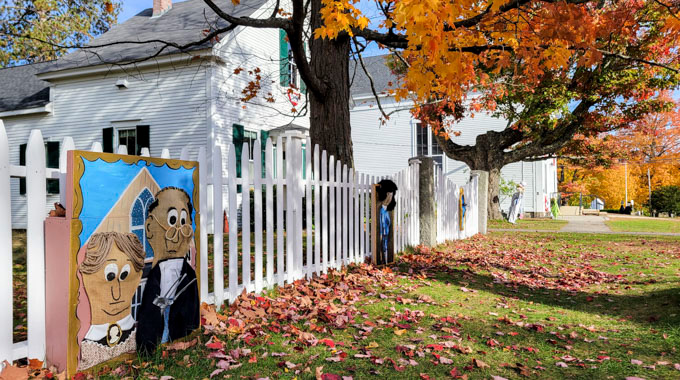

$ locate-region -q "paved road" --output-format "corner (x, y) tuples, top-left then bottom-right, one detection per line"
(489, 215), (680, 236)
(559, 215), (612, 233)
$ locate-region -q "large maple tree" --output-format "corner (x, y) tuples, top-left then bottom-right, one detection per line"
(206, 0), (679, 214)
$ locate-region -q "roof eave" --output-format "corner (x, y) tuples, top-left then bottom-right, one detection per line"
(0, 102), (53, 118)
(36, 49), (220, 81)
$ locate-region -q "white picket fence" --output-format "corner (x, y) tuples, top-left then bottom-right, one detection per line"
(0, 121), (478, 365)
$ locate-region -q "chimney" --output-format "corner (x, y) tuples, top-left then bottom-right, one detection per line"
(152, 0), (172, 17)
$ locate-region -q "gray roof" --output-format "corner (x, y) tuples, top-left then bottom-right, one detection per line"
(40, 0), (267, 74)
(0, 62), (54, 112)
(349, 54), (399, 96)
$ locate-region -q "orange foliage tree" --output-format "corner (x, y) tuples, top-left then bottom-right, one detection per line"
(560, 97), (680, 211)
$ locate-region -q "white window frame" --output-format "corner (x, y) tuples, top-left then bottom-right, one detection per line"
(413, 122), (445, 171)
(111, 120), (142, 153)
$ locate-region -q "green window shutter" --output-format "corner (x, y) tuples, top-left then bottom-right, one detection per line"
(19, 144), (26, 195)
(136, 125), (150, 155)
(233, 124), (244, 178)
(103, 127), (114, 153)
(260, 130), (269, 178)
(46, 141), (60, 194)
(279, 29), (290, 87)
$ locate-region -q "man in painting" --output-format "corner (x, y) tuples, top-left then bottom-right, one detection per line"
(79, 232), (145, 370)
(136, 187), (199, 355)
(376, 179), (398, 266)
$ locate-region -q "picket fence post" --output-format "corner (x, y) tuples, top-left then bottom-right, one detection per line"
(275, 136), (284, 287)
(26, 130), (46, 361)
(241, 143), (251, 292)
(0, 122), (13, 364)
(254, 140), (263, 293)
(265, 139), (274, 286)
(213, 146), (224, 307)
(198, 147), (209, 302)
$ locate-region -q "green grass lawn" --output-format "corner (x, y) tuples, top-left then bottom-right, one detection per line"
(606, 217), (680, 233)
(77, 231), (679, 379)
(489, 218), (568, 231)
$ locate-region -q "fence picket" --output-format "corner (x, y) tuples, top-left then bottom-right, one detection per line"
(328, 156), (335, 270)
(265, 139), (274, 286)
(212, 146), (225, 307)
(117, 145), (127, 155)
(198, 147), (208, 301)
(90, 142), (102, 152)
(285, 137), (294, 283)
(58, 137), (74, 205)
(241, 143), (251, 292)
(253, 141), (263, 293)
(26, 130), (46, 361)
(305, 138), (313, 279)
(321, 151), (328, 273)
(180, 146), (190, 160)
(161, 148), (170, 159)
(350, 168), (356, 264)
(313, 145), (320, 275)
(295, 139), (303, 279)
(276, 136), (284, 286)
(335, 160), (342, 269)
(227, 144), (238, 301)
(341, 164), (347, 267)
(140, 147), (150, 157)
(0, 122), (12, 363)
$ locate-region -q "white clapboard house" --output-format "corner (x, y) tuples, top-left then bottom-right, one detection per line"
(1, 0), (309, 228)
(349, 55), (558, 216)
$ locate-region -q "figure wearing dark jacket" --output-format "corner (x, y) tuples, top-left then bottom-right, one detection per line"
(136, 187), (199, 355)
(136, 257), (199, 355)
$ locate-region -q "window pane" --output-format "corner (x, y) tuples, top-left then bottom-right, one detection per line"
(416, 124), (428, 156)
(431, 130), (443, 155)
(432, 155), (443, 167)
(118, 129), (136, 153)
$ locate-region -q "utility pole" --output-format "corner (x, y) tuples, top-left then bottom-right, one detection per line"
(624, 161), (628, 205)
(647, 168), (652, 216)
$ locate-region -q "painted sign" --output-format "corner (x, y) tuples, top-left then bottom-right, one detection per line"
(371, 179), (398, 266)
(45, 151), (200, 375)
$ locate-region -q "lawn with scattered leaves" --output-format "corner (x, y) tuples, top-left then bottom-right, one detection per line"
(606, 217), (680, 234)
(7, 231), (680, 380)
(488, 219), (567, 231)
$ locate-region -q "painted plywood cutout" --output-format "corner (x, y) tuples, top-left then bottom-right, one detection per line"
(371, 180), (398, 266)
(459, 187), (466, 231)
(55, 151), (200, 375)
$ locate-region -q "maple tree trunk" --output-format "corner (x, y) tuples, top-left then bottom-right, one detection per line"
(487, 167), (503, 220)
(308, 0), (354, 166)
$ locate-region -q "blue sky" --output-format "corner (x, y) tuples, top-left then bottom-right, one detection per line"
(118, 0), (153, 22)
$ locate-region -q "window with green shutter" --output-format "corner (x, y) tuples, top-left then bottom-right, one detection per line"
(279, 29), (290, 87)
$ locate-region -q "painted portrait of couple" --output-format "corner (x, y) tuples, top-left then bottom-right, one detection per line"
(66, 152), (200, 372)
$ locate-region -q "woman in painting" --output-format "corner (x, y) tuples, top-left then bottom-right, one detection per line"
(79, 232), (145, 370)
(376, 179), (398, 266)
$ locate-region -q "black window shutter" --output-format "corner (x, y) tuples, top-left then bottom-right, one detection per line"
(233, 124), (244, 178)
(136, 125), (150, 155)
(19, 144), (26, 195)
(103, 127), (114, 153)
(46, 142), (60, 194)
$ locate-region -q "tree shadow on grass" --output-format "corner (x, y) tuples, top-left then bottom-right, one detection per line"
(417, 265), (680, 326)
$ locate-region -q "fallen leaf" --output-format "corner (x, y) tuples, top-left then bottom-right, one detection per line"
(167, 338), (197, 351)
(631, 359), (643, 365)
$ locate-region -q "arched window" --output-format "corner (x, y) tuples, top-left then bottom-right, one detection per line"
(130, 188), (154, 259)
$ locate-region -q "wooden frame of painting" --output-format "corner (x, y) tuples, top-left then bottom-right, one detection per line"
(44, 151), (200, 376)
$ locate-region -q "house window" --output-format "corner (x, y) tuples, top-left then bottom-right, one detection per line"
(103, 125), (149, 155)
(415, 123), (444, 169)
(288, 44), (299, 89)
(19, 141), (60, 195)
(244, 130), (258, 161)
(130, 188), (155, 259)
(119, 129), (136, 154)
(279, 29), (305, 91)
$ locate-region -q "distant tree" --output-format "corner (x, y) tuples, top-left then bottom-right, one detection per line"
(651, 186), (680, 216)
(0, 0), (120, 67)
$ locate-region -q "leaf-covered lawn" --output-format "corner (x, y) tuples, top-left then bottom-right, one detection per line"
(9, 231), (680, 380)
(488, 219), (567, 231)
(606, 217), (680, 233)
